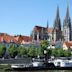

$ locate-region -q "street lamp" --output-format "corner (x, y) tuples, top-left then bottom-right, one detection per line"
(44, 49), (48, 66)
(44, 50), (47, 55)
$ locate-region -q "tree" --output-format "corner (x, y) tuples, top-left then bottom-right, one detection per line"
(51, 48), (63, 57)
(47, 49), (52, 56)
(18, 46), (27, 57)
(0, 44), (6, 58)
(8, 44), (18, 58)
(51, 48), (58, 57)
(37, 47), (43, 57)
(40, 40), (49, 54)
(51, 48), (71, 57)
(28, 47), (37, 57)
(63, 50), (71, 57)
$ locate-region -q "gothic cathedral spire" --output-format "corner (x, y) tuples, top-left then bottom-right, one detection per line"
(56, 5), (59, 19)
(54, 5), (61, 31)
(47, 20), (48, 29)
(63, 0), (72, 41)
(52, 5), (62, 42)
(66, 0), (69, 19)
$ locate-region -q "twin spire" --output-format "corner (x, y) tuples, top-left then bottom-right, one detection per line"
(53, 0), (70, 29)
(47, 0), (70, 30)
(56, 0), (70, 20)
(56, 0), (69, 20)
(66, 0), (70, 19)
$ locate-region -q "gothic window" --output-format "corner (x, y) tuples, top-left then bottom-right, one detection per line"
(34, 34), (37, 40)
(39, 34), (41, 40)
(65, 30), (66, 35)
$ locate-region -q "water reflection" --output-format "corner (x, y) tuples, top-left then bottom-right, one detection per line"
(8, 70), (72, 72)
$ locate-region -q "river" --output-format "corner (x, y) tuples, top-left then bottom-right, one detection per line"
(4, 70), (72, 72)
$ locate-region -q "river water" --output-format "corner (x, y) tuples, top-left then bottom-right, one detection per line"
(6, 70), (72, 72)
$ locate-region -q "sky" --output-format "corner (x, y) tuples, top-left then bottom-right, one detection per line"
(0, 0), (72, 36)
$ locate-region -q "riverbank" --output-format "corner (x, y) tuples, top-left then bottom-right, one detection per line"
(0, 65), (11, 72)
(5, 66), (72, 71)
(0, 64), (72, 72)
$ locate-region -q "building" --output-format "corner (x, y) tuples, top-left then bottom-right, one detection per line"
(31, 26), (48, 43)
(0, 33), (32, 45)
(31, 0), (72, 43)
(14, 35), (32, 44)
(52, 6), (62, 42)
(63, 41), (72, 50)
(47, 28), (53, 42)
(63, 2), (72, 42)
(0, 0), (71, 47)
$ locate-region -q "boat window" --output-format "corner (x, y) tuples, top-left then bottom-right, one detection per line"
(57, 62), (60, 66)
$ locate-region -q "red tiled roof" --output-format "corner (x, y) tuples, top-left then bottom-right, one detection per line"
(0, 36), (3, 42)
(64, 41), (72, 47)
(0, 33), (17, 43)
(0, 33), (32, 44)
(14, 35), (32, 44)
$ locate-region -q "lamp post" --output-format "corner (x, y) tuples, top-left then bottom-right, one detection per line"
(44, 49), (48, 66)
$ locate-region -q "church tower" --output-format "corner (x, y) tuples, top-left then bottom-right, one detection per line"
(63, 0), (71, 42)
(52, 6), (62, 42)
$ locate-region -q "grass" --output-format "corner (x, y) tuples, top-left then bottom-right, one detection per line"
(0, 64), (11, 72)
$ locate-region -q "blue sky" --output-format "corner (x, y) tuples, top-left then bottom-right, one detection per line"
(0, 0), (72, 36)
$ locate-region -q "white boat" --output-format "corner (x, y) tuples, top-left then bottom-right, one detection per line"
(11, 64), (33, 68)
(32, 58), (44, 67)
(32, 61), (44, 67)
(11, 64), (25, 68)
(49, 59), (72, 67)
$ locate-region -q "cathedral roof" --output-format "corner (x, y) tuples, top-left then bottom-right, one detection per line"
(33, 26), (47, 32)
(33, 25), (53, 34)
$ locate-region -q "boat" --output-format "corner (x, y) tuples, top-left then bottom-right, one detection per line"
(49, 59), (72, 67)
(32, 58), (44, 67)
(11, 63), (33, 68)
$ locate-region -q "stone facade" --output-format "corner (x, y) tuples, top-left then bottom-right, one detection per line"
(31, 26), (48, 43)
(63, 3), (72, 42)
(31, 1), (72, 43)
(52, 6), (62, 42)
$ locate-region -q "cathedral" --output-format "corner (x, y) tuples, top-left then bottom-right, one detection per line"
(31, 1), (72, 43)
(52, 1), (72, 42)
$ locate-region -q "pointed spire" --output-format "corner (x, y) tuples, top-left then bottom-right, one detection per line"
(63, 0), (71, 27)
(54, 5), (61, 30)
(56, 5), (59, 19)
(66, 0), (69, 19)
(47, 20), (48, 29)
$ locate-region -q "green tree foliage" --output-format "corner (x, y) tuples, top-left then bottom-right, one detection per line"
(37, 47), (43, 57)
(40, 40), (49, 54)
(47, 49), (52, 56)
(63, 50), (71, 57)
(18, 46), (27, 57)
(40, 40), (49, 49)
(8, 44), (17, 58)
(49, 48), (71, 57)
(0, 44), (6, 58)
(28, 47), (37, 57)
